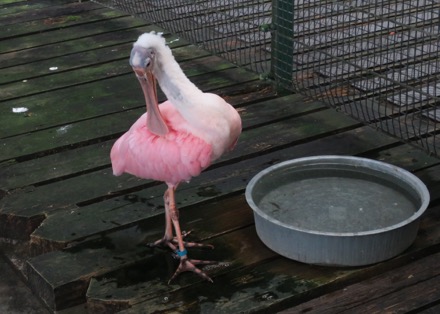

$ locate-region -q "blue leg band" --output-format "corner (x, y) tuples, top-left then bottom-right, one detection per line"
(176, 249), (187, 257)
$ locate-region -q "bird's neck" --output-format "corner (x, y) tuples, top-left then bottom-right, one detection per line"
(154, 50), (203, 107)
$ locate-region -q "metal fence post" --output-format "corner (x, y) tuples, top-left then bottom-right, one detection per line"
(271, 0), (293, 88)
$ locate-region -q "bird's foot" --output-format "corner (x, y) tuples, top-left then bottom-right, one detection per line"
(147, 237), (177, 251)
(147, 231), (214, 251)
(168, 249), (216, 284)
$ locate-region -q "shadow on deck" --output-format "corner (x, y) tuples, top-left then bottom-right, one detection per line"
(1, 1), (440, 313)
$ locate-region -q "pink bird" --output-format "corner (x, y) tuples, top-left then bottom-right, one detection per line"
(110, 32), (242, 282)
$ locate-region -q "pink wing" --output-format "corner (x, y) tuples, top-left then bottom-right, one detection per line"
(110, 104), (213, 186)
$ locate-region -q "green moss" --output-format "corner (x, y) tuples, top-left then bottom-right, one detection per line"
(65, 15), (82, 22)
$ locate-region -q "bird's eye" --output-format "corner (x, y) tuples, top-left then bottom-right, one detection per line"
(145, 49), (155, 69)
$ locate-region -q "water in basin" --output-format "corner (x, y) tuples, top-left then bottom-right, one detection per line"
(258, 168), (418, 233)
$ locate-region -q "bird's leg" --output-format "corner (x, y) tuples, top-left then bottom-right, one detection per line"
(148, 189), (177, 250)
(166, 187), (216, 283)
(148, 189), (213, 250)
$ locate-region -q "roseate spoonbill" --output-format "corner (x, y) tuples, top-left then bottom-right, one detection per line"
(110, 32), (242, 282)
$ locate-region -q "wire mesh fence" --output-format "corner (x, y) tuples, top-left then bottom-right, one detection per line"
(92, 0), (440, 158)
(92, 0), (272, 74)
(277, 0), (440, 158)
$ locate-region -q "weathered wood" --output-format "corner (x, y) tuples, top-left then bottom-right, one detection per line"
(88, 229), (318, 314)
(281, 252), (440, 313)
(418, 303), (440, 314)
(2, 2), (440, 314)
(95, 202), (440, 314)
(28, 140), (439, 314)
(0, 15), (148, 54)
(0, 0), (81, 20)
(0, 39), (217, 138)
(0, 49), (227, 102)
(0, 67), (258, 158)
(0, 38), (211, 85)
(23, 125), (410, 310)
(0, 95), (336, 240)
(10, 118), (394, 310)
(2, 6), (117, 39)
(0, 81), (278, 191)
(0, 103), (358, 240)
(29, 123), (392, 246)
(1, 0), (36, 6)
(26, 201), (265, 311)
(0, 27), (155, 69)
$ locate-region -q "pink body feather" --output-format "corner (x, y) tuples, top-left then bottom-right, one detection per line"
(111, 101), (214, 186)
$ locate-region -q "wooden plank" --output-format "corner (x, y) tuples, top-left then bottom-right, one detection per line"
(0, 85), (277, 189)
(1, 0), (34, 5)
(0, 0), (80, 18)
(415, 163), (440, 199)
(281, 252), (440, 313)
(1, 7), (124, 40)
(350, 275), (440, 312)
(0, 81), (278, 190)
(87, 228), (323, 314)
(388, 82), (440, 106)
(81, 145), (440, 313)
(294, 23), (437, 67)
(1, 55), (253, 134)
(0, 67), (258, 160)
(0, 140), (113, 190)
(2, 2), (440, 314)
(0, 1), (107, 28)
(29, 122), (392, 249)
(0, 45), (218, 102)
(353, 60), (440, 93)
(318, 41), (440, 78)
(0, 106), (143, 161)
(0, 33), (199, 85)
(93, 201), (440, 313)
(372, 113), (437, 143)
(8, 107), (438, 312)
(423, 134), (440, 158)
(418, 303), (440, 314)
(29, 110), (361, 246)
(0, 98), (343, 240)
(25, 201), (270, 311)
(299, 89), (440, 158)
(371, 143), (440, 172)
(218, 44), (271, 72)
(0, 40), (134, 84)
(0, 15), (148, 54)
(26, 138), (440, 312)
(22, 123), (400, 310)
(0, 26), (157, 69)
(294, 2), (439, 47)
(116, 259), (332, 313)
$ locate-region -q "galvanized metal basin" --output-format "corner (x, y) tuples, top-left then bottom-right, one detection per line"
(245, 155), (430, 266)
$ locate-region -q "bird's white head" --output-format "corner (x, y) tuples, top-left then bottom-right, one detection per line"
(130, 32), (173, 75)
(134, 32), (167, 52)
(129, 32), (170, 136)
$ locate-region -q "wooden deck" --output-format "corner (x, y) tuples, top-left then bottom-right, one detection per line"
(1, 0), (440, 313)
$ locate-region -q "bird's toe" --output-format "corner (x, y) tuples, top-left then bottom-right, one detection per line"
(169, 256), (216, 284)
